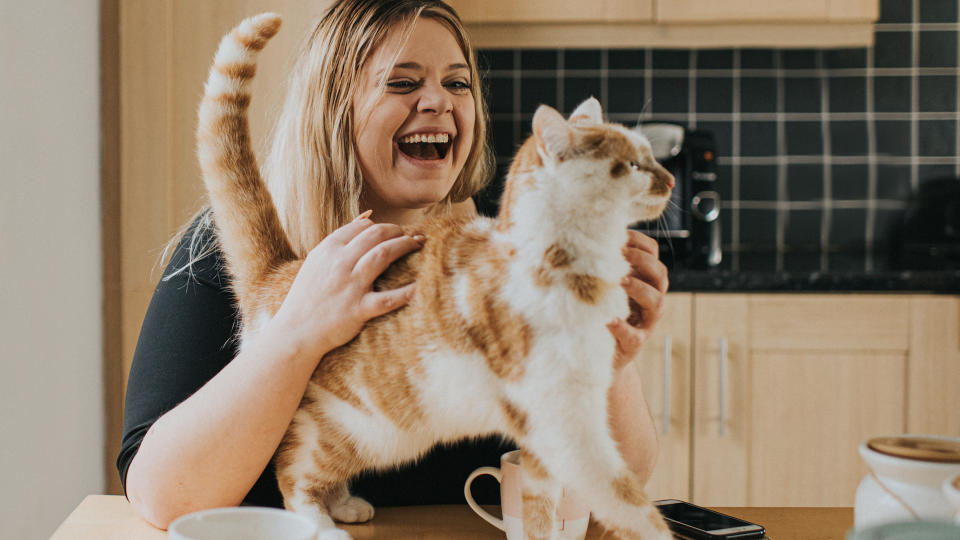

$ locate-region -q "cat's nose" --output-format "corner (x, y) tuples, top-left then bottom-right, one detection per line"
(658, 165), (676, 189)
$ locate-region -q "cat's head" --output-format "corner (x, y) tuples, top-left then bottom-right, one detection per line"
(531, 98), (675, 223)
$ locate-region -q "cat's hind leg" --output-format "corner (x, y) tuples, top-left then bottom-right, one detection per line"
(324, 482), (374, 523)
(519, 402), (672, 540)
(517, 449), (562, 540)
(275, 410), (367, 540)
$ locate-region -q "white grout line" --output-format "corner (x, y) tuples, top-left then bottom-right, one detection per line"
(732, 199), (908, 210)
(865, 44), (878, 273)
(688, 50), (697, 129)
(731, 49), (742, 272)
(643, 49), (653, 121)
(600, 48), (609, 116)
(512, 49), (521, 145)
(557, 49), (565, 114)
(911, 0), (920, 191)
(486, 67), (960, 78)
(493, 111), (960, 122)
(818, 50), (833, 272)
(956, 8), (960, 177)
(775, 50), (787, 273)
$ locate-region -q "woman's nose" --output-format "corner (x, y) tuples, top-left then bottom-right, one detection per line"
(417, 81), (453, 114)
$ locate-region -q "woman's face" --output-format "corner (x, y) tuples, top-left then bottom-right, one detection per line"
(353, 17), (476, 218)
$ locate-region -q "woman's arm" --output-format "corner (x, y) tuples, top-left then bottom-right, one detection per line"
(125, 217), (424, 529)
(608, 362), (659, 483)
(606, 230), (669, 484)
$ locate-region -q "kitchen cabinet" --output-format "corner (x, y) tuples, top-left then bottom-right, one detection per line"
(634, 293), (960, 507)
(633, 293), (693, 501)
(446, 0), (878, 49)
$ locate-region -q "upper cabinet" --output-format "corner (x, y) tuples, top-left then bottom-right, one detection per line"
(446, 0), (879, 49)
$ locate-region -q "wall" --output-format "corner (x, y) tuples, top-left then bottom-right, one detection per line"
(478, 0), (960, 272)
(0, 1), (104, 538)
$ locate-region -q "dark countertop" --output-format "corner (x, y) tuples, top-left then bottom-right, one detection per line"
(668, 269), (960, 293)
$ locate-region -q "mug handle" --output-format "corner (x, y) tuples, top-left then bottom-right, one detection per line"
(464, 466), (505, 531)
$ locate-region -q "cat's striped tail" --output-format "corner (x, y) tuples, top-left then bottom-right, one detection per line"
(196, 13), (295, 293)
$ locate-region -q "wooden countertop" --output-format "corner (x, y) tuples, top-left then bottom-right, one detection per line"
(51, 495), (854, 539)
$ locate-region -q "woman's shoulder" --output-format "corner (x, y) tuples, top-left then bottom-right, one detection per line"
(162, 212), (230, 289)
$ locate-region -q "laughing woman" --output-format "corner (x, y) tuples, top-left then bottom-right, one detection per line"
(117, 0), (668, 529)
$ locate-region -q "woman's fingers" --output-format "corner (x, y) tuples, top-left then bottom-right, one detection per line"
(607, 317), (647, 369)
(351, 233), (425, 282)
(623, 246), (669, 294)
(627, 229), (659, 255)
(360, 282), (417, 319)
(325, 212), (377, 245)
(622, 275), (663, 330)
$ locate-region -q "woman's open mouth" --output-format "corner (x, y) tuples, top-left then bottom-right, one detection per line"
(397, 133), (452, 160)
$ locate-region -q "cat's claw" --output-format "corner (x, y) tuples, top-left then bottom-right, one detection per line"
(328, 496), (375, 523)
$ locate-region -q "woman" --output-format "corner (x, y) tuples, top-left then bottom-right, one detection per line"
(118, 0), (668, 529)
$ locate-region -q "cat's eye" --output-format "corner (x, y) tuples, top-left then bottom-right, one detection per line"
(629, 161), (643, 171)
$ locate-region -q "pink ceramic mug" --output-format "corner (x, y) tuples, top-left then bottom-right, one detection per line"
(464, 450), (590, 540)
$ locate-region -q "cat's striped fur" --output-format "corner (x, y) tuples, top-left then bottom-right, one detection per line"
(197, 13), (676, 540)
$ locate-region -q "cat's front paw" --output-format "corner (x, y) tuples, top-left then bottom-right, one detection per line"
(328, 495), (375, 523)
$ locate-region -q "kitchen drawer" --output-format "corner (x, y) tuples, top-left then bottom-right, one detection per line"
(745, 294), (909, 352)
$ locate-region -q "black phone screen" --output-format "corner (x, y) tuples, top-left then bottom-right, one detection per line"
(657, 502), (753, 531)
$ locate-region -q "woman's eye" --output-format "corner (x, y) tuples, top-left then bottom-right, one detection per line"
(386, 80), (419, 92)
(445, 80), (472, 93)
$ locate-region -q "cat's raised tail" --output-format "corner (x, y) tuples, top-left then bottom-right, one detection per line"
(196, 13), (294, 291)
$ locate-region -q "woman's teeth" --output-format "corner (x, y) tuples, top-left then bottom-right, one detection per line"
(399, 133), (450, 144)
(397, 133), (452, 160)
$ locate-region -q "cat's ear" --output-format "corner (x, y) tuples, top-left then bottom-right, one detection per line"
(533, 104), (574, 158)
(569, 97), (603, 125)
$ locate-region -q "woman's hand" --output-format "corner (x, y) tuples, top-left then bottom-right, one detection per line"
(269, 213), (425, 362)
(607, 230), (669, 369)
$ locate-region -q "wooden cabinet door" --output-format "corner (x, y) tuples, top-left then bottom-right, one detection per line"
(691, 294), (909, 507)
(446, 0), (653, 23)
(633, 293), (693, 500)
(656, 0), (877, 23)
(908, 296), (960, 437)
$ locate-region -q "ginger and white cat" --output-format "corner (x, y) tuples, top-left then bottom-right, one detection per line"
(197, 13), (676, 540)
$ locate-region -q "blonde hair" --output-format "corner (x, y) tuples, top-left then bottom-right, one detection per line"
(262, 0), (492, 256)
(163, 0), (492, 277)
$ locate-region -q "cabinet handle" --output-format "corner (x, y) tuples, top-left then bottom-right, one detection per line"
(662, 335), (671, 435)
(718, 336), (728, 437)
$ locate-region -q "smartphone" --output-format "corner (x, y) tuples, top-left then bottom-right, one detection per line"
(654, 499), (766, 539)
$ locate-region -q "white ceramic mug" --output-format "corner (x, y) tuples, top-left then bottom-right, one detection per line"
(168, 506), (318, 540)
(854, 435), (960, 530)
(464, 450), (590, 540)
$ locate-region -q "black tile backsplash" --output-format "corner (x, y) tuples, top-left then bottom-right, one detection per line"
(477, 0), (960, 273)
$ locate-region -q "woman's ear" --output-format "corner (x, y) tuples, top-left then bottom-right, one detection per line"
(569, 97), (603, 125)
(533, 104), (573, 159)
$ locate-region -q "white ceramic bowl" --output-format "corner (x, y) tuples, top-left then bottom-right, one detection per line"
(943, 473), (960, 524)
(168, 506), (318, 540)
(854, 435), (960, 529)
(847, 521), (960, 540)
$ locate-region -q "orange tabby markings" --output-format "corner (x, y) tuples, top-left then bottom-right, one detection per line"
(500, 399), (529, 436)
(231, 17), (281, 50)
(215, 62), (257, 81)
(565, 273), (607, 304)
(544, 244), (573, 268)
(497, 138), (541, 233)
(522, 493), (555, 540)
(612, 474), (648, 506)
(519, 449), (549, 480)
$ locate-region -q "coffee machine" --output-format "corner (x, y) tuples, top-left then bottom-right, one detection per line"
(631, 123), (721, 269)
